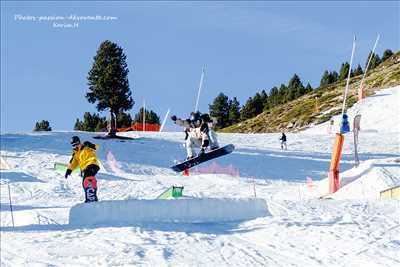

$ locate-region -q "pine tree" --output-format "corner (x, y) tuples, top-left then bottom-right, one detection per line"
(339, 62), (350, 80)
(228, 97), (241, 125)
(381, 49), (393, 61)
(209, 93), (230, 129)
(34, 120), (52, 131)
(353, 64), (364, 76)
(268, 86), (280, 107)
(320, 70), (331, 86)
(252, 93), (264, 115)
(74, 112), (107, 132)
(116, 112), (133, 128)
(86, 40), (134, 132)
(305, 82), (313, 93)
(240, 97), (255, 121)
(74, 118), (84, 131)
(277, 84), (289, 104)
(287, 74), (304, 100)
(133, 108), (160, 125)
(365, 51), (381, 70)
(260, 90), (269, 110)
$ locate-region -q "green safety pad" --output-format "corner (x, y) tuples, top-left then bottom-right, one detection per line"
(157, 186), (184, 199)
(53, 162), (80, 173)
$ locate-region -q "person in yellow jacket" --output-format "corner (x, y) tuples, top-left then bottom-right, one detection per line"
(65, 136), (100, 202)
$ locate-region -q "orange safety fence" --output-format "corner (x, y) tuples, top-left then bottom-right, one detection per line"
(117, 122), (161, 132)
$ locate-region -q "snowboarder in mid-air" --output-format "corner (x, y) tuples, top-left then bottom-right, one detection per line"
(65, 136), (100, 202)
(280, 132), (287, 150)
(171, 111), (219, 160)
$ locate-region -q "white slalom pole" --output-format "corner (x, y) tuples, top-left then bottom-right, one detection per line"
(341, 35), (357, 116)
(159, 108), (170, 132)
(194, 66), (205, 112)
(360, 34), (380, 89)
(143, 100), (146, 132)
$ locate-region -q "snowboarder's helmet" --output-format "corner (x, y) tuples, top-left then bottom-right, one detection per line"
(70, 136), (81, 147)
(190, 112), (201, 127)
(190, 111), (201, 121)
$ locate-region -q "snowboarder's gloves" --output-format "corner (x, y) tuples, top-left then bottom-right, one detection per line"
(202, 139), (209, 148)
(171, 115), (177, 121)
(65, 169), (72, 179)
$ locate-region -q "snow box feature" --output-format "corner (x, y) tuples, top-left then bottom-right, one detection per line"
(69, 198), (270, 225)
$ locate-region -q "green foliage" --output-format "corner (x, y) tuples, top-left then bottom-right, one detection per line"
(365, 51), (381, 70)
(277, 84), (289, 104)
(86, 40), (134, 115)
(116, 112), (133, 128)
(268, 86), (280, 108)
(287, 74), (305, 100)
(209, 93), (230, 129)
(320, 70), (339, 86)
(239, 93), (264, 121)
(74, 112), (107, 132)
(339, 62), (351, 80)
(353, 64), (364, 76)
(305, 82), (313, 93)
(34, 120), (52, 131)
(228, 97), (241, 125)
(381, 49), (394, 61)
(133, 108), (160, 125)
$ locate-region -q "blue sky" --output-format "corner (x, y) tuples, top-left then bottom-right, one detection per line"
(1, 1), (399, 133)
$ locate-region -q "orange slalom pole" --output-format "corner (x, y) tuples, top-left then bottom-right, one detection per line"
(329, 133), (345, 193)
(358, 84), (365, 101)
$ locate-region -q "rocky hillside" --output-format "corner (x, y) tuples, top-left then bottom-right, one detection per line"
(221, 52), (400, 133)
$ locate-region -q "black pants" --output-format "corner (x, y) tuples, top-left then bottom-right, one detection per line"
(82, 164), (100, 202)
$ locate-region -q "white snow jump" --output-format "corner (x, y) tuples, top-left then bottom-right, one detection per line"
(69, 198), (270, 226)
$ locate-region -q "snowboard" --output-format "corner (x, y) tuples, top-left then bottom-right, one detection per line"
(93, 134), (138, 141)
(171, 144), (235, 172)
(83, 176), (98, 202)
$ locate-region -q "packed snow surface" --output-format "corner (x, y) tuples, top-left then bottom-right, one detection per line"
(1, 86), (399, 266)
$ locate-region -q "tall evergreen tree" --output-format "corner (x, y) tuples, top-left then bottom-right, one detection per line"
(320, 70), (331, 87)
(381, 49), (394, 61)
(34, 120), (52, 131)
(134, 108), (160, 124)
(74, 112), (107, 132)
(240, 97), (255, 121)
(331, 71), (339, 82)
(252, 92), (264, 115)
(116, 112), (133, 128)
(305, 82), (313, 93)
(365, 51), (381, 70)
(287, 74), (304, 100)
(268, 86), (280, 107)
(339, 62), (350, 80)
(320, 70), (339, 86)
(228, 97), (241, 125)
(209, 93), (230, 129)
(260, 90), (269, 110)
(353, 64), (364, 76)
(86, 40), (134, 132)
(277, 84), (289, 104)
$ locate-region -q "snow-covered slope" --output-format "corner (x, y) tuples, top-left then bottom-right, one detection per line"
(305, 85), (400, 134)
(1, 86), (399, 266)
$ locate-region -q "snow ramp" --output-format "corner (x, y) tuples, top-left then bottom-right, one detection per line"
(69, 198), (270, 226)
